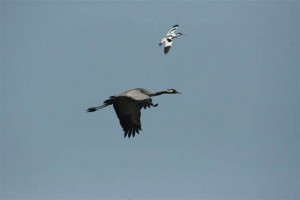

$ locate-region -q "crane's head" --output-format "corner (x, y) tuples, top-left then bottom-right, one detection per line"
(165, 89), (182, 94)
(177, 32), (185, 36)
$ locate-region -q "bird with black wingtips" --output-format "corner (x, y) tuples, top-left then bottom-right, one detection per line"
(86, 88), (181, 138)
(159, 24), (184, 54)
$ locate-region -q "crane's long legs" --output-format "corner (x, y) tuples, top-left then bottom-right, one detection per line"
(86, 104), (108, 112)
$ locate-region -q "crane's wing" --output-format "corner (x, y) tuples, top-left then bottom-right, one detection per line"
(166, 24), (179, 36)
(113, 97), (142, 138)
(164, 37), (173, 54)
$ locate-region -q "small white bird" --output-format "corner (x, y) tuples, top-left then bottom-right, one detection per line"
(86, 88), (181, 138)
(159, 24), (184, 54)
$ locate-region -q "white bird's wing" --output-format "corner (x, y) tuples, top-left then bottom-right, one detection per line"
(166, 24), (179, 36)
(164, 37), (173, 54)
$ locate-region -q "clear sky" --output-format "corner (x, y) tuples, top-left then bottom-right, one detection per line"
(1, 1), (299, 199)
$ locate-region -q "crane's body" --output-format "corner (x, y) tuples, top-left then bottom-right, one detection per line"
(86, 88), (181, 138)
(159, 24), (184, 54)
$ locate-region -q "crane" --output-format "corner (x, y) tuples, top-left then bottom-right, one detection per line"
(159, 24), (184, 54)
(86, 88), (181, 138)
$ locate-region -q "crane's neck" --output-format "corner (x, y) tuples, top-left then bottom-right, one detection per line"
(152, 91), (168, 96)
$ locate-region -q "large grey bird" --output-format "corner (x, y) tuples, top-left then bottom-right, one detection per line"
(159, 24), (184, 54)
(86, 88), (181, 138)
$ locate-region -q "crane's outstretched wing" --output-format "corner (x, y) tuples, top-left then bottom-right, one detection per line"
(113, 97), (142, 138)
(166, 24), (179, 36)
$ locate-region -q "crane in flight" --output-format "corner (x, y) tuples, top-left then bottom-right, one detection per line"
(86, 88), (181, 138)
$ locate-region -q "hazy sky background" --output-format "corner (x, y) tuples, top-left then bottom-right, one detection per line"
(1, 1), (299, 199)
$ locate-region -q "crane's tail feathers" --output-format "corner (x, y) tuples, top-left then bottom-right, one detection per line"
(86, 104), (108, 112)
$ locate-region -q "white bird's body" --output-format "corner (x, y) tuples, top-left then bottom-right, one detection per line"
(159, 24), (183, 54)
(86, 88), (181, 138)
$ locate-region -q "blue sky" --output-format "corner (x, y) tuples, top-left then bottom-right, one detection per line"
(1, 1), (299, 199)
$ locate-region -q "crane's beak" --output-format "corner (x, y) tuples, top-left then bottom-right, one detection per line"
(176, 91), (182, 94)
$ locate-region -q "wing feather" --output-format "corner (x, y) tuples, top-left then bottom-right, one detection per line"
(112, 97), (142, 138)
(166, 24), (179, 36)
(164, 37), (173, 54)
